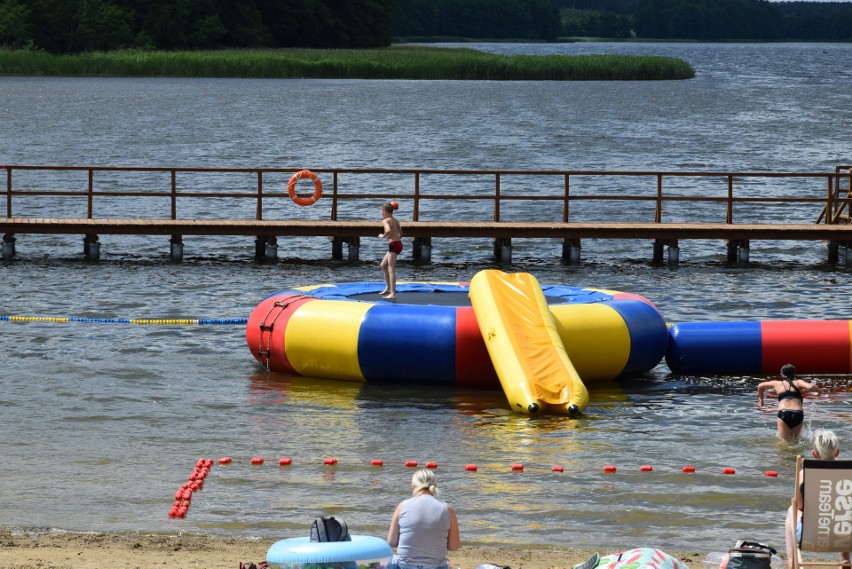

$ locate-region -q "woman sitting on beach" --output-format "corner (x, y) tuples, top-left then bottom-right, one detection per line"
(387, 469), (460, 569)
(784, 429), (849, 569)
(757, 363), (819, 442)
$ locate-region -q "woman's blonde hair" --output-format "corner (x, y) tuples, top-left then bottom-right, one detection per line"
(813, 429), (840, 460)
(411, 468), (438, 496)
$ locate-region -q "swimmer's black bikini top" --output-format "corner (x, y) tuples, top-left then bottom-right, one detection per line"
(777, 379), (803, 401)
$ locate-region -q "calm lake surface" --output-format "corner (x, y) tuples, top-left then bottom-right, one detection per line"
(1, 43), (851, 554)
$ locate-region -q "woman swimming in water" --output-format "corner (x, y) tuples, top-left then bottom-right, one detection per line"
(757, 363), (820, 442)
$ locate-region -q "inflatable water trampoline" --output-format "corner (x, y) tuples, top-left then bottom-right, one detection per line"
(246, 270), (669, 415)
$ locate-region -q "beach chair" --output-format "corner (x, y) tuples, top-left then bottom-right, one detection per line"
(791, 456), (852, 569)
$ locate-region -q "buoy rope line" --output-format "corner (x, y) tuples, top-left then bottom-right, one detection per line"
(167, 456), (783, 519)
(0, 315), (247, 325)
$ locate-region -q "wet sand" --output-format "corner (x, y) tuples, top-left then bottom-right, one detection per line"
(0, 528), (705, 569)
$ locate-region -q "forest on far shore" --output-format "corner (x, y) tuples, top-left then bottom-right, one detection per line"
(0, 0), (849, 54)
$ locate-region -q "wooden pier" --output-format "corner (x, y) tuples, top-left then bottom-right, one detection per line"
(3, 165), (851, 265)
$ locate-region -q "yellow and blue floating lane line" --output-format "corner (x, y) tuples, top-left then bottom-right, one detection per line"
(0, 315), (247, 325)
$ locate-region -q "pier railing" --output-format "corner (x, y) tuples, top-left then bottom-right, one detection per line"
(3, 164), (851, 224)
(2, 164), (852, 264)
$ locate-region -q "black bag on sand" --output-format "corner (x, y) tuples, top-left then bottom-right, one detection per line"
(726, 540), (776, 569)
(310, 516), (352, 542)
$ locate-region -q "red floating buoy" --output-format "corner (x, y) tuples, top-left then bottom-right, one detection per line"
(425, 462), (438, 469)
(682, 465), (696, 473)
(371, 459), (384, 466)
(722, 467), (736, 475)
(250, 457), (264, 465)
(324, 458), (338, 465)
(603, 465), (617, 473)
(218, 457), (232, 465)
(765, 471), (778, 477)
(640, 465), (653, 472)
(551, 465), (564, 472)
(279, 457), (293, 466)
(511, 464), (524, 471)
(464, 464), (478, 471)
(405, 460), (418, 467)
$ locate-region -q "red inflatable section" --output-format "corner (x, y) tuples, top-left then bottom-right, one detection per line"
(245, 295), (317, 374)
(761, 320), (852, 374)
(454, 306), (498, 387)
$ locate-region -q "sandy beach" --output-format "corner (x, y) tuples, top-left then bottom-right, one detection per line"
(0, 528), (706, 569)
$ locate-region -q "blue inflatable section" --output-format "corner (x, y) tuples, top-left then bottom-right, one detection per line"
(269, 282), (616, 305)
(358, 304), (458, 384)
(266, 535), (392, 566)
(666, 321), (763, 375)
(540, 285), (612, 304)
(608, 299), (670, 376)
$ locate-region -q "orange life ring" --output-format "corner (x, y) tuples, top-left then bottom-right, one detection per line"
(288, 169), (323, 206)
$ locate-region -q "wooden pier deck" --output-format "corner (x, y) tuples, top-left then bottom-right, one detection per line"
(3, 164), (851, 264)
(4, 217), (852, 264)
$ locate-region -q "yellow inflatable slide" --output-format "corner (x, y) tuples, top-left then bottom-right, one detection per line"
(469, 270), (590, 415)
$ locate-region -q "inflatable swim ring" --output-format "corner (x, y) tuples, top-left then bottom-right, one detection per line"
(246, 280), (668, 389)
(266, 535), (392, 569)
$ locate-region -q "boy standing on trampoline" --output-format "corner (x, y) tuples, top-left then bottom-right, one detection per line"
(379, 201), (403, 300)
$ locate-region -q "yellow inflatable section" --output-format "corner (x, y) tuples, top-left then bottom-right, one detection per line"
(469, 270), (590, 415)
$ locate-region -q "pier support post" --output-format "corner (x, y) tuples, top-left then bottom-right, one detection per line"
(494, 238), (512, 263)
(668, 241), (680, 266)
(412, 237), (432, 262)
(254, 236), (267, 260)
(265, 235), (278, 261)
(827, 241), (840, 264)
(846, 242), (852, 266)
(562, 238), (581, 265)
(332, 237), (344, 260)
(170, 235), (183, 262)
(83, 234), (100, 261)
(331, 236), (360, 261)
(2, 233), (15, 261)
(726, 240), (749, 264)
(653, 239), (678, 266)
(347, 236), (360, 261)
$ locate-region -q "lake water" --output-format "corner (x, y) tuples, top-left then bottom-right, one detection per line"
(1, 43), (851, 555)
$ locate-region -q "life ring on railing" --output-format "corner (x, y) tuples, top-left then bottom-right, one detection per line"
(287, 169), (323, 206)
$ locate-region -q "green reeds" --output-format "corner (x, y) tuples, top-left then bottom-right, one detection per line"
(0, 46), (695, 80)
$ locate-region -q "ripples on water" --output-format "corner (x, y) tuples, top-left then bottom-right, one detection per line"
(1, 43), (851, 553)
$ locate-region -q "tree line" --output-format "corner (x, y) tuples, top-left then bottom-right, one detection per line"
(0, 0), (397, 52)
(562, 0), (852, 41)
(0, 0), (849, 54)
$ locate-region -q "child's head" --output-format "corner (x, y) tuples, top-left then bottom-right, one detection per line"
(781, 363), (796, 380)
(812, 429), (840, 460)
(382, 201), (399, 215)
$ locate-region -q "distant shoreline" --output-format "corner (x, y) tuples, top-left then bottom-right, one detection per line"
(0, 46), (695, 80)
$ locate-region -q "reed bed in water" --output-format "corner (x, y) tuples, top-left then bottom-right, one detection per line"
(0, 46), (695, 80)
